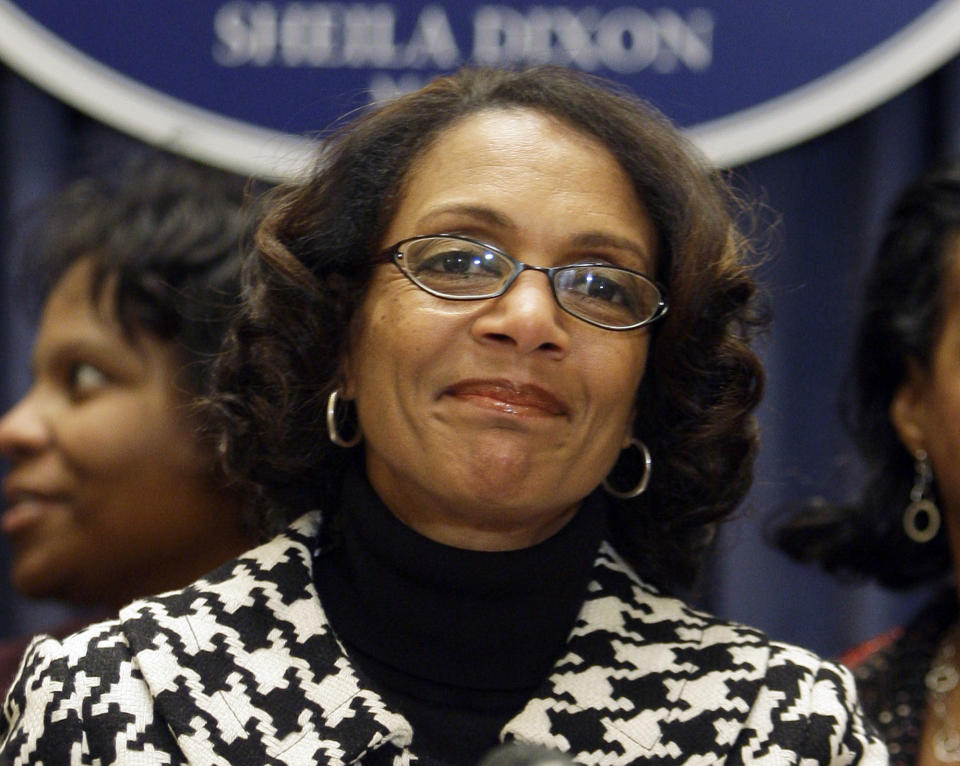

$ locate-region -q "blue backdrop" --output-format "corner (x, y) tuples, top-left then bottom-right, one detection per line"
(6, 0), (945, 132)
(1, 39), (960, 657)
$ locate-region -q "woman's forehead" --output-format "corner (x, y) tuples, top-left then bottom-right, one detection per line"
(386, 108), (655, 253)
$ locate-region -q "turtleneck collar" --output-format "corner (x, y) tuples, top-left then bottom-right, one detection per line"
(315, 464), (608, 693)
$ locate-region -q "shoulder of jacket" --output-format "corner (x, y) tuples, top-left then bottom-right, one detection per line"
(594, 540), (773, 645)
(22, 618), (129, 668)
(116, 510), (323, 622)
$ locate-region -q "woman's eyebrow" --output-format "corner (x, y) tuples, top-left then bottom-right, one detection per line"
(414, 209), (654, 267)
(416, 204), (516, 231)
(571, 232), (654, 266)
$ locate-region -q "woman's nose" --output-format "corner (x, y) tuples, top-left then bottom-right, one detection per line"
(0, 390), (52, 460)
(470, 270), (571, 356)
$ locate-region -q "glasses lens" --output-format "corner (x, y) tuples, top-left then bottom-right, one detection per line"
(554, 266), (662, 328)
(400, 237), (512, 298)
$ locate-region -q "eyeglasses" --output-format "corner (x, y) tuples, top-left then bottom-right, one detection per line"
(380, 234), (668, 331)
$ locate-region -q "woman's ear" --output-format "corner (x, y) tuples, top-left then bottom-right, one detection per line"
(339, 358), (357, 400)
(339, 305), (366, 400)
(622, 408), (637, 449)
(890, 360), (930, 455)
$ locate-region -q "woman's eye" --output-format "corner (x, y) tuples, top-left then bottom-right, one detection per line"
(570, 272), (630, 304)
(420, 250), (502, 276)
(69, 362), (109, 397)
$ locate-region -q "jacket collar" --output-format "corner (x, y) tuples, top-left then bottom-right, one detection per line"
(121, 513), (412, 764)
(505, 543), (771, 760)
(121, 514), (770, 764)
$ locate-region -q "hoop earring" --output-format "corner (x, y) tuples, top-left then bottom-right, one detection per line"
(903, 449), (941, 543)
(326, 389), (362, 448)
(602, 439), (652, 499)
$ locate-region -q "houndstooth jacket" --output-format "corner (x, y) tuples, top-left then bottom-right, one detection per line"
(0, 512), (886, 765)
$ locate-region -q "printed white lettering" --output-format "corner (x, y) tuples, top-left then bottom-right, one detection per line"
(212, 2), (251, 65)
(472, 6), (528, 65)
(368, 71), (429, 102)
(401, 5), (460, 68)
(343, 5), (398, 67)
(279, 4), (338, 66)
(545, 7), (601, 69)
(213, 2), (281, 66)
(651, 8), (713, 72)
(596, 8), (658, 73)
(211, 2), (714, 74)
(474, 6), (600, 67)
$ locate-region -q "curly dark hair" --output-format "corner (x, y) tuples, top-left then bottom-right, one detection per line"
(212, 66), (767, 591)
(22, 153), (264, 413)
(775, 161), (960, 588)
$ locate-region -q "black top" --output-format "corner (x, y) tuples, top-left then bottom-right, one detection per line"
(315, 466), (608, 766)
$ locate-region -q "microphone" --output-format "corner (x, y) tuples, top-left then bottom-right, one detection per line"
(477, 742), (576, 766)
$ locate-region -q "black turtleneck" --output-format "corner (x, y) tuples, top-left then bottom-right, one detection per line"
(314, 466), (608, 766)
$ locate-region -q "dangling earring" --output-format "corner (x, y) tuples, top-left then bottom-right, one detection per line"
(326, 389), (362, 448)
(602, 439), (652, 499)
(903, 449), (941, 543)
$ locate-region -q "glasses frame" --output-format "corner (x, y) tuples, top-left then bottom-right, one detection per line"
(379, 234), (669, 331)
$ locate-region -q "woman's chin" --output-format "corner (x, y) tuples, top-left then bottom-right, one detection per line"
(11, 557), (71, 603)
(409, 501), (579, 551)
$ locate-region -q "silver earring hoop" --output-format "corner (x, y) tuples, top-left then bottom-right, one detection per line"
(326, 389), (362, 448)
(903, 449), (941, 543)
(602, 439), (652, 499)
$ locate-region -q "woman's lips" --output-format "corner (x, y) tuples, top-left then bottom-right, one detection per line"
(443, 379), (568, 417)
(1, 490), (69, 536)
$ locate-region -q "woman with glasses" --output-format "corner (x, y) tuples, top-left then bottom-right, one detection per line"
(776, 161), (960, 766)
(1, 67), (885, 765)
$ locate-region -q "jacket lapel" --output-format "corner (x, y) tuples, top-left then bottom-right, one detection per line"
(504, 543), (771, 763)
(119, 512), (413, 765)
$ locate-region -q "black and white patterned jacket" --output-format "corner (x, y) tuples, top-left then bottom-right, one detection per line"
(0, 513), (886, 765)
